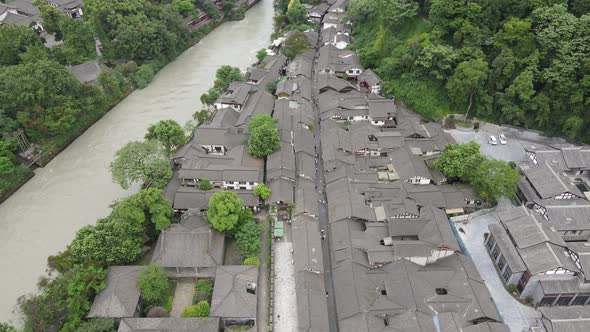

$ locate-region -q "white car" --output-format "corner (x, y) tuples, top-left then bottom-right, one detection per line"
(498, 134), (507, 145)
(489, 135), (498, 145)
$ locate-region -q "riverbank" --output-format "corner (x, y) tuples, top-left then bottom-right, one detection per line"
(0, 0), (274, 324)
(0, 3), (256, 206)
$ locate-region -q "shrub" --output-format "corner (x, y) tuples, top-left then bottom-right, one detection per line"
(194, 279), (214, 302)
(147, 306), (170, 318)
(256, 49), (267, 63)
(236, 219), (262, 260)
(77, 318), (116, 332)
(138, 265), (169, 307)
(199, 178), (213, 190)
(243, 256), (260, 266)
(181, 301), (210, 317)
(254, 183), (271, 200)
(164, 295), (174, 312)
(135, 64), (155, 89)
(506, 284), (517, 294)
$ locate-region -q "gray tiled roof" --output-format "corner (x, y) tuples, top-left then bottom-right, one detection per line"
(540, 306), (590, 332)
(67, 61), (102, 83)
(151, 213), (224, 268)
(118, 318), (220, 332)
(210, 265), (258, 319)
(88, 266), (143, 319)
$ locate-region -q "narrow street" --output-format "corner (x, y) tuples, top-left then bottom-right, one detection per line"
(257, 211), (270, 332)
(311, 46), (339, 332)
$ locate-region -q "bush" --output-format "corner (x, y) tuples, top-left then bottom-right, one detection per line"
(135, 64), (155, 89)
(254, 183), (271, 200)
(147, 306), (170, 318)
(77, 318), (116, 332)
(256, 49), (267, 63)
(194, 279), (214, 302)
(199, 178), (213, 190)
(236, 219), (262, 260)
(181, 301), (210, 317)
(506, 284), (517, 294)
(243, 256), (260, 266)
(138, 265), (169, 307)
(164, 295), (174, 312)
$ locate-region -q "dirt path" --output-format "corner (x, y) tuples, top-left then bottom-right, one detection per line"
(257, 212), (270, 332)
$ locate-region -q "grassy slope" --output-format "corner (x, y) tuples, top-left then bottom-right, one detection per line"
(353, 17), (453, 121)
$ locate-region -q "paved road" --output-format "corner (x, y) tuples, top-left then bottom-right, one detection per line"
(311, 55), (339, 332)
(447, 129), (530, 162)
(170, 280), (195, 318)
(256, 211), (270, 332)
(457, 200), (542, 331)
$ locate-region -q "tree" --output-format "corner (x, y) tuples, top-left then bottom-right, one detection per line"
(193, 109), (210, 126)
(446, 58), (489, 118)
(214, 65), (243, 91)
(134, 64), (156, 89)
(134, 65), (158, 86)
(0, 25), (42, 66)
(433, 141), (483, 180)
(243, 256), (260, 266)
(110, 140), (172, 189)
(113, 188), (174, 232)
(281, 31), (309, 58)
(203, 0), (220, 20)
(60, 19), (97, 64)
(61, 265), (108, 332)
(247, 114), (276, 132)
(174, 0), (195, 16)
(68, 216), (144, 266)
(199, 178), (213, 190)
(468, 158), (520, 201)
(254, 183), (272, 200)
(256, 49), (268, 62)
(286, 0), (307, 25)
(248, 123), (281, 158)
(0, 323), (16, 332)
(236, 219), (262, 260)
(138, 265), (169, 307)
(207, 191), (244, 233)
(180, 301), (210, 317)
(145, 120), (187, 154)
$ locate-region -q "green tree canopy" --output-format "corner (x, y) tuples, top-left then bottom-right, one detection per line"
(0, 25), (43, 66)
(145, 119), (187, 154)
(77, 318), (116, 332)
(468, 158), (520, 201)
(248, 114), (276, 132)
(281, 31), (309, 58)
(110, 140), (172, 189)
(207, 191), (244, 233)
(138, 264), (169, 307)
(213, 65), (244, 91)
(433, 141), (483, 180)
(248, 122), (281, 158)
(286, 0), (307, 25)
(254, 183), (272, 200)
(236, 219), (262, 260)
(446, 58), (489, 118)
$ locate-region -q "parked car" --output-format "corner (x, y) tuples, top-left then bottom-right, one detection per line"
(489, 135), (498, 145)
(499, 134), (507, 145)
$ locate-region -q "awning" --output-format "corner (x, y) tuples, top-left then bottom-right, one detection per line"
(445, 208), (464, 215)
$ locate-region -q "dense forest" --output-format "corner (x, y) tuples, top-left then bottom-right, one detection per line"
(348, 0), (590, 142)
(0, 0), (241, 197)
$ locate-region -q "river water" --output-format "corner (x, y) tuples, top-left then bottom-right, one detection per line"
(0, 0), (273, 323)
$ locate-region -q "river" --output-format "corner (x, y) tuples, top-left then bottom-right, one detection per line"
(0, 0), (274, 324)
